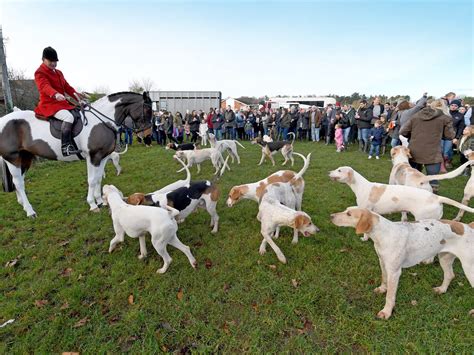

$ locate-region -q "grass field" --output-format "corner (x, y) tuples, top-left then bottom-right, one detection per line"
(0, 141), (472, 352)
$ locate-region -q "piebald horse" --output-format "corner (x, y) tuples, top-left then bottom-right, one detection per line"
(0, 91), (152, 217)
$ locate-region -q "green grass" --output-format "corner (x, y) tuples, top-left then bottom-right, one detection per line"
(0, 141), (472, 352)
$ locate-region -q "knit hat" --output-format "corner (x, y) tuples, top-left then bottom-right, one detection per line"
(450, 99), (462, 107)
(42, 46), (58, 61)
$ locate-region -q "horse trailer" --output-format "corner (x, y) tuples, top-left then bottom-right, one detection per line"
(149, 91), (222, 113)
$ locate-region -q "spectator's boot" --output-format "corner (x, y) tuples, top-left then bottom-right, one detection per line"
(61, 122), (82, 157)
(440, 157), (447, 173)
(363, 141), (370, 153)
(445, 159), (453, 170)
(358, 141), (364, 152)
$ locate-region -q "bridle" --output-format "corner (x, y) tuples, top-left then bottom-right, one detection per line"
(66, 95), (152, 134)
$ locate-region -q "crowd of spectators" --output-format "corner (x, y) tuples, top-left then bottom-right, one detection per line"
(119, 93), (473, 189)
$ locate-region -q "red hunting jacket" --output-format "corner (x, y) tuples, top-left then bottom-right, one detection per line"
(34, 63), (77, 117)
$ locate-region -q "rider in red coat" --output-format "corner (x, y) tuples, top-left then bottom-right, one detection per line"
(34, 47), (82, 156)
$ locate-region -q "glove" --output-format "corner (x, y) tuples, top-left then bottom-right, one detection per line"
(54, 93), (66, 101)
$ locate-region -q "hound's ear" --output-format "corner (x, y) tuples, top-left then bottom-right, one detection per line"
(346, 170), (354, 184)
(355, 209), (374, 234)
(293, 214), (310, 229)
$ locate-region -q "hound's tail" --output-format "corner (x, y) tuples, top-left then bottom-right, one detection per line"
(173, 155), (191, 186)
(438, 196), (474, 213)
(235, 140), (246, 149)
(292, 152), (312, 181)
(288, 132), (296, 145)
(419, 160), (474, 183)
(117, 144), (129, 155)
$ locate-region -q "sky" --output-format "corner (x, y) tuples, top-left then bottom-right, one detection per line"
(1, 0), (473, 101)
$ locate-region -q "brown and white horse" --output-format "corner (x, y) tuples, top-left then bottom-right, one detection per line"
(0, 91), (152, 217)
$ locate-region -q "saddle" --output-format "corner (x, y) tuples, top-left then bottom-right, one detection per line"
(35, 108), (84, 140)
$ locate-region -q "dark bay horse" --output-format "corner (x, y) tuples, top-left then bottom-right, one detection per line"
(0, 91), (152, 217)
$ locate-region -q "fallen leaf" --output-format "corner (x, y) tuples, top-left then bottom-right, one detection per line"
(34, 299), (48, 308)
(457, 282), (464, 287)
(128, 294), (134, 305)
(268, 264), (277, 270)
(205, 259), (213, 269)
(222, 322), (230, 335)
(158, 322), (177, 332)
(61, 352), (79, 355)
(411, 300), (418, 306)
(297, 318), (313, 334)
(32, 256), (38, 260)
(251, 302), (259, 312)
(60, 268), (73, 277)
(60, 302), (70, 310)
(291, 279), (299, 288)
(409, 272), (417, 277)
(223, 283), (231, 292)
(177, 288), (183, 301)
(469, 309), (474, 317)
(58, 240), (70, 247)
(339, 248), (350, 253)
(73, 317), (89, 328)
(264, 298), (273, 305)
(5, 258), (18, 268)
(77, 274), (84, 281)
(161, 345), (168, 352)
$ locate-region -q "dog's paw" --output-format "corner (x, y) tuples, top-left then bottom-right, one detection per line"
(376, 310), (391, 320)
(156, 267), (168, 274)
(192, 260), (198, 269)
(259, 248), (266, 255)
(374, 286), (387, 294)
(421, 257), (435, 265)
(278, 255), (287, 264)
(433, 286), (447, 294)
(138, 254), (147, 260)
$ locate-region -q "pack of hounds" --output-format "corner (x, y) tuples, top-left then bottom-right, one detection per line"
(103, 133), (474, 320)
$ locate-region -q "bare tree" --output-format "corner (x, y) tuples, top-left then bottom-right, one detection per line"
(141, 77), (155, 92)
(128, 79), (144, 93)
(129, 78), (154, 93)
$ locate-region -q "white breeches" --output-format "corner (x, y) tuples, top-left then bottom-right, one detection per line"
(54, 109), (74, 123)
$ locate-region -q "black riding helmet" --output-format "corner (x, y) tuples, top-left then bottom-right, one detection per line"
(42, 46), (58, 61)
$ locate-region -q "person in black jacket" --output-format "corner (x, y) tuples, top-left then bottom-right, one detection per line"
(356, 100), (373, 152)
(444, 99), (466, 168)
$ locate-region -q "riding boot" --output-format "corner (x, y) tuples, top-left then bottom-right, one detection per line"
(61, 122), (82, 156)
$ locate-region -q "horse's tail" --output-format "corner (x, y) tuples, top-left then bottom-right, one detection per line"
(0, 157), (15, 193)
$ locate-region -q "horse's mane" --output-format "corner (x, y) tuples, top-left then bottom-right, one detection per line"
(107, 91), (142, 99)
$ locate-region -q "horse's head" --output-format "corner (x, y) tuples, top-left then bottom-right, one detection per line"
(108, 91), (153, 133)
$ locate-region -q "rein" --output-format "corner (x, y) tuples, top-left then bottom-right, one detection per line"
(66, 95), (151, 134)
